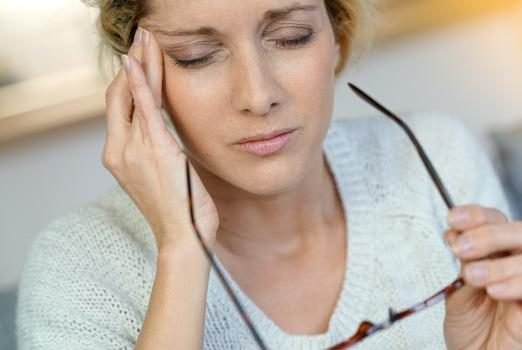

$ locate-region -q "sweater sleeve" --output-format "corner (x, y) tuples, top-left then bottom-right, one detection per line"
(16, 206), (153, 350)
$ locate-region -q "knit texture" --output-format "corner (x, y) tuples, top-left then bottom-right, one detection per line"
(17, 113), (511, 349)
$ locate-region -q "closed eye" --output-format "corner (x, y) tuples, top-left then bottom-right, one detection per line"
(174, 54), (214, 69)
(272, 31), (315, 48)
(173, 32), (316, 69)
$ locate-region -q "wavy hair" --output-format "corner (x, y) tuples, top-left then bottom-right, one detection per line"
(83, 0), (374, 76)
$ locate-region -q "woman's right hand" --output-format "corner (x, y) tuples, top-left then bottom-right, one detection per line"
(102, 27), (219, 251)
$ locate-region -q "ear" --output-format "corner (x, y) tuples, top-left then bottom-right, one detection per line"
(334, 41), (341, 70)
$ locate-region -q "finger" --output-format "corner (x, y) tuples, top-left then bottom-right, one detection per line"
(129, 104), (147, 145)
(451, 222), (522, 259)
(134, 28), (170, 147)
(131, 27), (144, 63)
(445, 283), (484, 317)
(444, 228), (459, 246)
(462, 254), (522, 288)
(124, 52), (171, 149)
(486, 275), (522, 301)
(105, 67), (131, 140)
(127, 27), (151, 139)
(447, 205), (507, 231)
(141, 28), (163, 108)
(124, 54), (172, 148)
(104, 29), (146, 152)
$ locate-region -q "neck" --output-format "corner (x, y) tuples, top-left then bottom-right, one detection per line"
(192, 149), (343, 260)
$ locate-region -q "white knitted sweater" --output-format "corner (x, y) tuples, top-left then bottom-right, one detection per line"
(17, 113), (510, 350)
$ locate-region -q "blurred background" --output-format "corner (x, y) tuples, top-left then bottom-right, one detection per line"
(1, 0), (522, 347)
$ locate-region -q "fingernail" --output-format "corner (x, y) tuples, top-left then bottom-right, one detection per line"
(445, 232), (456, 247)
(134, 27), (142, 44)
(448, 208), (469, 226)
(122, 55), (131, 72)
(142, 28), (149, 46)
(467, 265), (488, 283)
(453, 236), (473, 255)
(487, 282), (507, 295)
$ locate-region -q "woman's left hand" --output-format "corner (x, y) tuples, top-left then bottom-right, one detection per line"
(444, 204), (522, 350)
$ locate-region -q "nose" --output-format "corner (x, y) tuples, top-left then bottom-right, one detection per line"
(230, 49), (281, 116)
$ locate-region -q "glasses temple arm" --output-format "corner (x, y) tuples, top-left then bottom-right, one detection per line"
(347, 83), (455, 210)
(185, 159), (268, 350)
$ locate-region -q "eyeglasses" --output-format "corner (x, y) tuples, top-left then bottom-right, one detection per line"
(184, 83), (465, 350)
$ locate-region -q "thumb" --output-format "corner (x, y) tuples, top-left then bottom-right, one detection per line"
(446, 283), (485, 316)
(186, 161), (219, 241)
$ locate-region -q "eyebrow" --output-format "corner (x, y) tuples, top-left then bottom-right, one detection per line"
(152, 4), (318, 37)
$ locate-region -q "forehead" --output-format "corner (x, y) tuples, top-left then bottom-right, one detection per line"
(144, 0), (321, 31)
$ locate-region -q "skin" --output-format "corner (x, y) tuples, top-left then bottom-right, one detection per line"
(102, 0), (522, 347)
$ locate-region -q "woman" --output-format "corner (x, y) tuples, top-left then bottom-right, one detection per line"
(16, 0), (522, 349)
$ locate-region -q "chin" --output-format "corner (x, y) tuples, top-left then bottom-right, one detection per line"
(224, 151), (312, 197)
(235, 177), (306, 197)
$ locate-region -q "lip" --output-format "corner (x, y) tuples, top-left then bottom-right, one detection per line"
(234, 128), (297, 156)
(235, 128), (297, 144)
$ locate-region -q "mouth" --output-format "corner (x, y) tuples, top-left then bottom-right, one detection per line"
(234, 128), (298, 156)
(235, 128), (297, 144)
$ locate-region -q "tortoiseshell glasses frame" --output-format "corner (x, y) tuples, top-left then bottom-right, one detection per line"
(184, 83), (465, 350)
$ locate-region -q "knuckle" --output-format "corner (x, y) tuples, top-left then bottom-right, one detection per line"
(101, 153), (112, 168)
(486, 207), (507, 223)
(128, 76), (145, 93)
(135, 96), (156, 119)
(488, 255), (521, 282)
(482, 262), (497, 282)
(101, 150), (120, 170)
(127, 85), (152, 111)
(473, 226), (493, 244)
(122, 147), (140, 166)
(491, 260), (509, 280)
(105, 85), (132, 108)
(105, 83), (118, 102)
(470, 207), (489, 225)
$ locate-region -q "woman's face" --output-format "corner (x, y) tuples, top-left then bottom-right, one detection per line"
(143, 0), (340, 196)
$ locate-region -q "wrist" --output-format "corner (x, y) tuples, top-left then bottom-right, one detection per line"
(154, 222), (216, 251)
(157, 233), (211, 269)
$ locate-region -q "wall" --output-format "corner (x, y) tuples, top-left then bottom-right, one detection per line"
(334, 4), (522, 131)
(0, 118), (116, 289)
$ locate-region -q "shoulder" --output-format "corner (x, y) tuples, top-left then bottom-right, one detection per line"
(16, 185), (155, 348)
(21, 185), (157, 270)
(330, 112), (476, 152)
(329, 112), (478, 184)
(330, 111), (510, 215)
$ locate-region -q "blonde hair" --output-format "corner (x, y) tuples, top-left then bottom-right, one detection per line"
(83, 0), (374, 76)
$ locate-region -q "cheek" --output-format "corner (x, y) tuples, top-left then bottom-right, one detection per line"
(290, 59), (335, 110)
(164, 65), (212, 121)
(162, 66), (224, 152)
(276, 34), (338, 106)
(278, 44), (337, 131)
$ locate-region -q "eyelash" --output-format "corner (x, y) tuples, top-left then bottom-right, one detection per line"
(274, 32), (315, 48)
(175, 55), (213, 69)
(174, 32), (316, 69)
